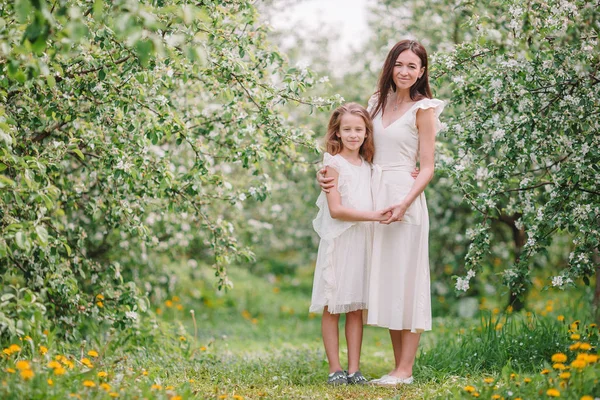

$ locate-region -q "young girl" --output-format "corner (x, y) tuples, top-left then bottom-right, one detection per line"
(310, 103), (389, 385)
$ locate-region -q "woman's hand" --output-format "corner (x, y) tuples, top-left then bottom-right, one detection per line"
(317, 167), (335, 193)
(379, 202), (409, 224)
(372, 210), (393, 221)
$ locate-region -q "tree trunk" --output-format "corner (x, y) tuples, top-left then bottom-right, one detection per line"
(593, 248), (600, 324)
(499, 214), (527, 311)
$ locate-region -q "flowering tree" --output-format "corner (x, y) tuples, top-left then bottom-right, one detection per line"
(0, 0), (339, 337)
(432, 0), (600, 308)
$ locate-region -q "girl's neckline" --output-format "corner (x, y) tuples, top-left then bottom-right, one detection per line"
(337, 154), (363, 167)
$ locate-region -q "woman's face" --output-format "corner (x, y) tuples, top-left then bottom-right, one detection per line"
(392, 50), (425, 92)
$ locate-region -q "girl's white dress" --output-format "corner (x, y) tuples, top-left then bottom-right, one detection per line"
(310, 153), (374, 314)
(366, 96), (445, 332)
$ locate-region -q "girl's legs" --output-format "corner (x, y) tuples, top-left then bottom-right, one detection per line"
(345, 310), (364, 374)
(388, 329), (421, 378)
(322, 307), (343, 373)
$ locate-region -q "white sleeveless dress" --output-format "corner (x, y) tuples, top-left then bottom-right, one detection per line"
(310, 153), (374, 314)
(366, 96), (445, 332)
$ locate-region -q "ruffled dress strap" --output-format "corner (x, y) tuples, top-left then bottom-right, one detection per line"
(409, 98), (446, 134)
(312, 153), (356, 241)
(366, 93), (379, 115)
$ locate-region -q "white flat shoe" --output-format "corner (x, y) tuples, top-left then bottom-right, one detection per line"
(371, 375), (414, 386)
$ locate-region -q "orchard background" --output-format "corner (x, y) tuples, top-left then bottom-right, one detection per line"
(1, 0), (598, 399)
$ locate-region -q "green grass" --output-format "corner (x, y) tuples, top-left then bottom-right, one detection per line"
(1, 263), (598, 399)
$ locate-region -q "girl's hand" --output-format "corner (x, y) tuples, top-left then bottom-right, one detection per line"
(410, 167), (420, 179)
(317, 167), (335, 193)
(380, 202), (408, 224)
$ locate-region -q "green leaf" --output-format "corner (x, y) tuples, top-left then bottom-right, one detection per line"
(46, 74), (56, 88)
(15, 0), (32, 23)
(0, 175), (15, 188)
(72, 149), (85, 160)
(15, 231), (27, 249)
(63, 242), (72, 257)
(93, 0), (104, 18)
(0, 163), (7, 172)
(1, 294), (15, 301)
(35, 225), (49, 247)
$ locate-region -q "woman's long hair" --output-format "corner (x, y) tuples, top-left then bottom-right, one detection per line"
(370, 40), (432, 118)
(325, 103), (375, 163)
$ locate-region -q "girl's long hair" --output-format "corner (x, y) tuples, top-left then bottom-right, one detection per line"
(370, 40), (432, 118)
(325, 103), (374, 163)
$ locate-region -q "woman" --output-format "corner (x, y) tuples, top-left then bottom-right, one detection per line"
(317, 40), (445, 386)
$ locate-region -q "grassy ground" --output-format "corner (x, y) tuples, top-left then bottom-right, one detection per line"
(1, 263), (598, 399)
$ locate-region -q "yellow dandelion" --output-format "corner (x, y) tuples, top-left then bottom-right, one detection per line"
(579, 343), (591, 351)
(96, 301), (104, 308)
(552, 353), (567, 363)
(557, 315), (565, 321)
(218, 396), (227, 399)
(524, 378), (532, 383)
(39, 345), (48, 355)
(9, 344), (21, 353)
(570, 359), (586, 369)
(491, 395), (501, 400)
(151, 384), (162, 390)
(510, 373), (517, 379)
(88, 350), (99, 358)
(464, 385), (476, 393)
(83, 380), (95, 387)
(172, 397), (182, 400)
(251, 318), (258, 324)
(54, 367), (66, 375)
(200, 346), (207, 351)
(47, 379), (53, 385)
(495, 323), (503, 331)
(484, 377), (494, 384)
(100, 383), (111, 391)
(20, 369), (34, 380)
(233, 396), (244, 400)
(559, 381), (567, 389)
(23, 336), (33, 342)
(553, 363), (566, 370)
(165, 385), (175, 390)
(547, 388), (560, 397)
(189, 379), (195, 383)
(47, 361), (61, 369)
(541, 369), (550, 375)
(570, 342), (581, 351)
(176, 304), (184, 311)
(272, 287), (280, 293)
(559, 372), (570, 379)
(109, 393), (119, 398)
(96, 294), (104, 300)
(577, 353), (587, 360)
(16, 360), (31, 371)
(179, 336), (186, 341)
(3, 348), (12, 356)
(589, 323), (597, 328)
(585, 354), (598, 363)
(473, 393), (480, 398)
(97, 371), (108, 378)
(142, 370), (148, 376)
(581, 396), (593, 400)
(570, 333), (581, 340)
(81, 358), (93, 368)
(6, 368), (16, 373)
(43, 330), (49, 335)
(165, 300), (173, 308)
(69, 394), (81, 399)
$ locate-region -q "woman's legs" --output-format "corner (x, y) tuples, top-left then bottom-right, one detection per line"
(388, 329), (421, 378)
(345, 310), (364, 374)
(322, 307), (342, 373)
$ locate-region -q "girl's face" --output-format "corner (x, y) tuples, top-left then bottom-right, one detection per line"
(392, 50), (425, 92)
(337, 113), (366, 153)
